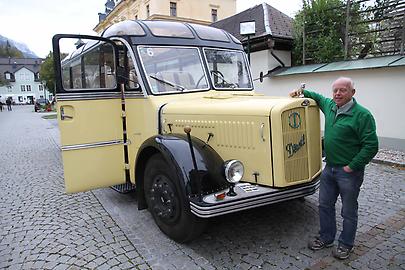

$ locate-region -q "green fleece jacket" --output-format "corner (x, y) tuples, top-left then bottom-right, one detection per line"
(304, 90), (378, 170)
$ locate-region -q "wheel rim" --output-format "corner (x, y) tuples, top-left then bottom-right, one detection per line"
(149, 174), (181, 224)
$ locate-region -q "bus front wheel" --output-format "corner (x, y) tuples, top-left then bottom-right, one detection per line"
(144, 154), (206, 243)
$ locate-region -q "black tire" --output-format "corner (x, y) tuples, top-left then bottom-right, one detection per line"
(144, 154), (206, 243)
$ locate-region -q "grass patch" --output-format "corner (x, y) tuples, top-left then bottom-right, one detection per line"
(41, 114), (57, 119)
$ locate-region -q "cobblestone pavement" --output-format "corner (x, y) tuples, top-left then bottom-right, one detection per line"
(1, 106), (404, 270)
(0, 107), (149, 270)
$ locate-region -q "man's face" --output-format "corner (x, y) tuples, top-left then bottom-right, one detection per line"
(332, 80), (355, 107)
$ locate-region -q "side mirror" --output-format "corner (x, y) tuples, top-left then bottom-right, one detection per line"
(259, 71), (264, 83)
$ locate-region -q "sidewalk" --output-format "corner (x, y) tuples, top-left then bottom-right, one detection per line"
(373, 149), (405, 168)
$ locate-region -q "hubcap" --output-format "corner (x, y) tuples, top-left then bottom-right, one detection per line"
(149, 174), (180, 224)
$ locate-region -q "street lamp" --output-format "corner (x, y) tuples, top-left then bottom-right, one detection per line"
(240, 21), (256, 63)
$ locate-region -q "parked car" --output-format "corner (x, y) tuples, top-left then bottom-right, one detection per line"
(34, 98), (50, 112)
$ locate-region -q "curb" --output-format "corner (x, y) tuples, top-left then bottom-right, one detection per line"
(372, 158), (405, 168)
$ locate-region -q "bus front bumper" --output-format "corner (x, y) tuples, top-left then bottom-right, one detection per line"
(189, 177), (320, 218)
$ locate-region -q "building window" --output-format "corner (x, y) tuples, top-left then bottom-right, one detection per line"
(211, 9), (218, 22)
(5, 72), (15, 81)
(146, 4), (150, 17)
(27, 85), (31, 91)
(39, 85), (43, 91)
(170, 2), (177, 17)
(21, 85), (26, 91)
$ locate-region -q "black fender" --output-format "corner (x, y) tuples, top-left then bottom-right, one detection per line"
(135, 134), (229, 210)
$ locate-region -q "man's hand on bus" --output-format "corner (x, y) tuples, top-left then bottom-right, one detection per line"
(289, 89), (304, 98)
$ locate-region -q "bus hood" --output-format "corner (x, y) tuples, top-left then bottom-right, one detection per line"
(161, 93), (299, 117)
(160, 92), (321, 189)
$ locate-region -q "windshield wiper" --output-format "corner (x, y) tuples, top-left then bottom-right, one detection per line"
(149, 75), (187, 92)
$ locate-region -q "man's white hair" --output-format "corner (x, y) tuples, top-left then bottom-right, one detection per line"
(333, 77), (355, 90)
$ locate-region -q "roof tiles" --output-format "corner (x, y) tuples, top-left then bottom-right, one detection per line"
(211, 3), (293, 41)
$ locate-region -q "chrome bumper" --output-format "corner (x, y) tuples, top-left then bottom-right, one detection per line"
(189, 178), (320, 218)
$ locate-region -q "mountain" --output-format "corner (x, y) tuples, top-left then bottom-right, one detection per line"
(0, 34), (38, 58)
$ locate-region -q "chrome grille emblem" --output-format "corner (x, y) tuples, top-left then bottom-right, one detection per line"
(288, 112), (301, 129)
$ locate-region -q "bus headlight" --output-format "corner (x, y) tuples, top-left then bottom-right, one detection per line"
(224, 160), (244, 183)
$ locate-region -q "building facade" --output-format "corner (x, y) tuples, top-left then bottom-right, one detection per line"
(94, 0), (236, 33)
(0, 58), (52, 104)
(211, 3), (294, 83)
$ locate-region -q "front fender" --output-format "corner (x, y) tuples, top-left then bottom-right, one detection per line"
(136, 134), (229, 209)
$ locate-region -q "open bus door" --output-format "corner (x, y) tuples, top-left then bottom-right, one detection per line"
(53, 35), (127, 193)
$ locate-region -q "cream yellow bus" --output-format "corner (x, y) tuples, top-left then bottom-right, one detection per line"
(52, 20), (322, 242)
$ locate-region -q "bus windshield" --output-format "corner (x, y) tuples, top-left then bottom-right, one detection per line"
(138, 46), (253, 94)
(138, 46), (209, 94)
(204, 49), (253, 90)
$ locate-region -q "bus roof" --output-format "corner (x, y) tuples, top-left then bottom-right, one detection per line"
(102, 20), (243, 50)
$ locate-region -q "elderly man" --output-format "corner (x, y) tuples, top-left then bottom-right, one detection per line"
(290, 77), (378, 259)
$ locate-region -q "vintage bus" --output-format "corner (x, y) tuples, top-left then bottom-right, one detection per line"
(52, 20), (322, 243)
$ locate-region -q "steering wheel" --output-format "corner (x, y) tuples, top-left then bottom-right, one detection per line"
(211, 70), (239, 88)
(210, 70), (225, 84)
(195, 70), (226, 88)
(195, 74), (207, 88)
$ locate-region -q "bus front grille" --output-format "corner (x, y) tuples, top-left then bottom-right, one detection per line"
(281, 108), (309, 183)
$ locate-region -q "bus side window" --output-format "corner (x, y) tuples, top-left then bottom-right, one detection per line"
(85, 44), (116, 89)
(126, 49), (139, 89)
(61, 42), (116, 90)
(62, 66), (71, 89)
(83, 47), (101, 89)
(71, 60), (82, 89)
(116, 42), (139, 90)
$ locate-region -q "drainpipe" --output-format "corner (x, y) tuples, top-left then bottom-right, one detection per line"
(267, 38), (285, 68)
(270, 49), (285, 68)
(256, 40), (286, 83)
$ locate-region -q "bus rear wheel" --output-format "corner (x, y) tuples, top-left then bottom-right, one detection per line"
(144, 154), (206, 243)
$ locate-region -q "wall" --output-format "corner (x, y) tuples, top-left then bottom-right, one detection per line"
(254, 66), (405, 151)
(95, 0), (236, 33)
(249, 49), (291, 81)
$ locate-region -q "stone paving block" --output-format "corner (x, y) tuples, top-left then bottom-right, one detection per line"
(241, 254), (264, 266)
(54, 263), (71, 270)
(107, 257), (121, 267)
(2, 104), (405, 270)
(110, 265), (124, 270)
(138, 263), (154, 270)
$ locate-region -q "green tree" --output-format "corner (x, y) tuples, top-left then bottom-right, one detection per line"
(292, 0), (367, 65)
(0, 41), (24, 58)
(39, 51), (56, 95)
(0, 74), (10, 87)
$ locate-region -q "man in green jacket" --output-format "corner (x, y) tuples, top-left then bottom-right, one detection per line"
(290, 77), (378, 259)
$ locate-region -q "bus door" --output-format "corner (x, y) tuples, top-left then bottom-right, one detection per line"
(53, 35), (126, 193)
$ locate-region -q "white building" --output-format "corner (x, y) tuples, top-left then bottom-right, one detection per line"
(0, 57), (52, 104)
(213, 3), (405, 151)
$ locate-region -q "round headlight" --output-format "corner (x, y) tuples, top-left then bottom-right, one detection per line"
(224, 160), (244, 183)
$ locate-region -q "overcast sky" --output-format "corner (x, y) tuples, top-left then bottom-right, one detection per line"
(0, 0), (302, 58)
